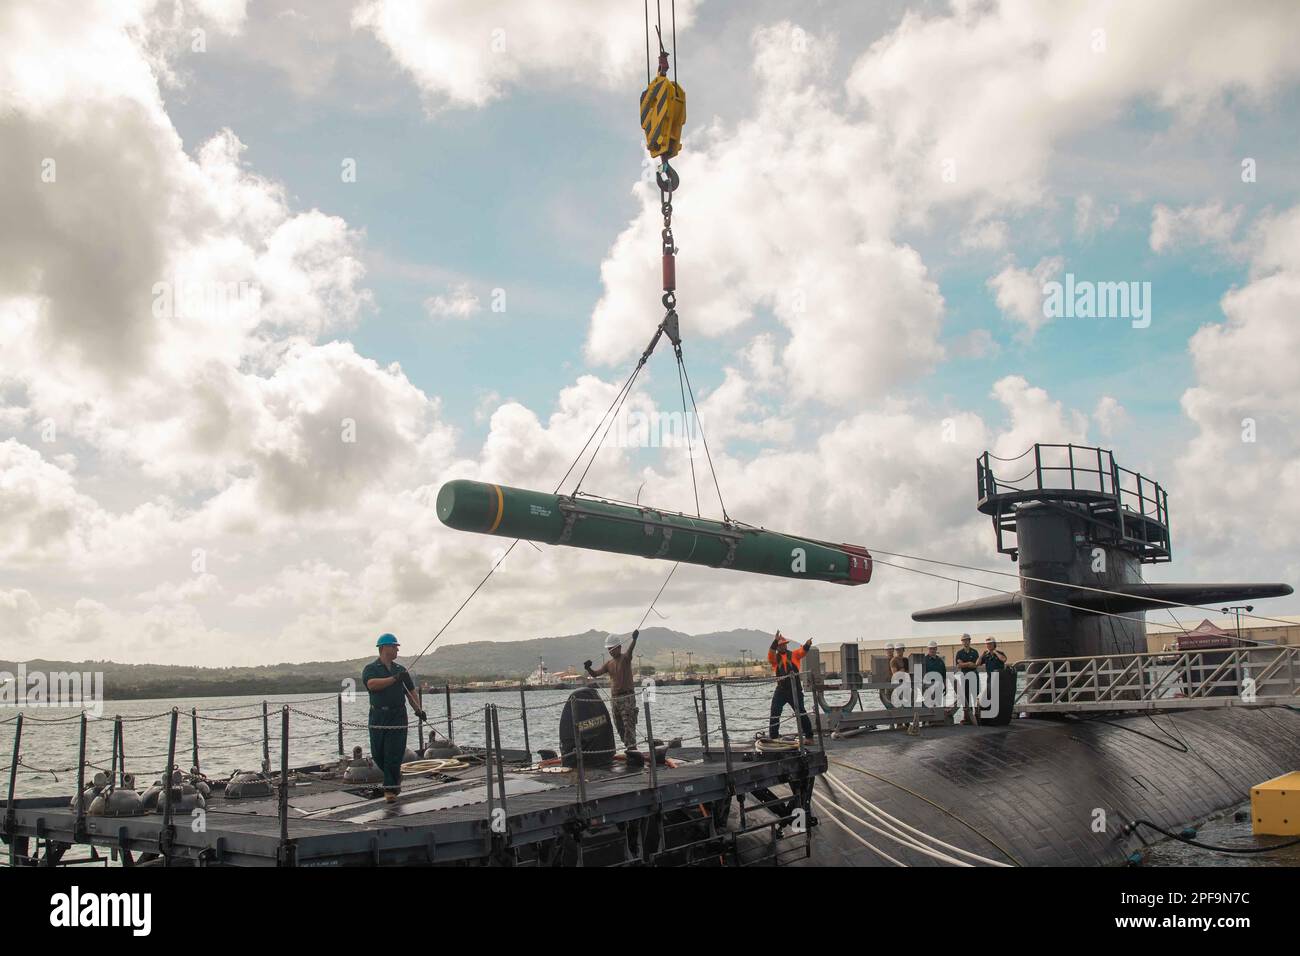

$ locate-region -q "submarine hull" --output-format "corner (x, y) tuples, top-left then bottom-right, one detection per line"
(436, 479), (872, 586)
(788, 706), (1300, 866)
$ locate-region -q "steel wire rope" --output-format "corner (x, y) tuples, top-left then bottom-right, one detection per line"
(860, 539), (1298, 633)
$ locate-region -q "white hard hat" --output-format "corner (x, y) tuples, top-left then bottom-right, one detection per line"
(928, 641), (939, 649)
(604, 634), (621, 650)
(884, 642), (895, 651)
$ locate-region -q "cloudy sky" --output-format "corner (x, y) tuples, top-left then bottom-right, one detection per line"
(3, 0), (1299, 666)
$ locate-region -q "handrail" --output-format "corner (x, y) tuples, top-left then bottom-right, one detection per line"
(1014, 645), (1299, 708)
(977, 443), (1171, 559)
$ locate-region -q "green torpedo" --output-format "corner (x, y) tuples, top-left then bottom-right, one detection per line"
(436, 479), (872, 586)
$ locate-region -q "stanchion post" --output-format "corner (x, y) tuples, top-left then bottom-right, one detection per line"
(279, 706), (290, 846)
(483, 703), (495, 823)
(417, 688), (425, 754)
(715, 682), (734, 778)
(573, 701), (587, 805)
(794, 673), (807, 755)
(191, 706), (200, 774)
(445, 684), (454, 744)
(699, 679), (710, 754)
(74, 712), (87, 826)
(261, 700), (270, 773)
(162, 708), (179, 831)
(811, 673), (825, 752)
(491, 705), (507, 814)
(117, 717), (127, 783)
(519, 683), (531, 759)
(5, 714), (22, 838)
(109, 716), (121, 792)
(336, 692), (344, 756)
(644, 700), (657, 789)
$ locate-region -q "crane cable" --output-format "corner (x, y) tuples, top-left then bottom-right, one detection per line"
(871, 554), (1215, 635)
(863, 543), (1298, 634)
(404, 358), (653, 671)
(407, 1), (700, 667)
(573, 0), (708, 507)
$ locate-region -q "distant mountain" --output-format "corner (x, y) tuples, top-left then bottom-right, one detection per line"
(422, 626), (777, 677)
(0, 626), (780, 699)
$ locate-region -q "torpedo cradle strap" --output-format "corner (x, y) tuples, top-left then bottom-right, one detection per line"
(437, 478), (873, 586)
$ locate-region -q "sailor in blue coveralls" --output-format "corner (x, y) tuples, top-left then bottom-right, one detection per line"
(362, 634), (427, 803)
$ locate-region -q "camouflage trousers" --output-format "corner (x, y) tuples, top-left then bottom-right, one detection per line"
(610, 693), (639, 750)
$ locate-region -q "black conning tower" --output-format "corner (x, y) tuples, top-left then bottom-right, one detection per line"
(913, 443), (1292, 659)
(979, 445), (1170, 566)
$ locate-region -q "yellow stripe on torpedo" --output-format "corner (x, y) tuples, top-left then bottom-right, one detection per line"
(488, 483), (505, 533)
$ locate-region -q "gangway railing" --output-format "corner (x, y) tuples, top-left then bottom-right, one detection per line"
(1014, 645), (1299, 713)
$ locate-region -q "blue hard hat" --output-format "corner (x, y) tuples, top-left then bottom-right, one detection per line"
(376, 633), (399, 647)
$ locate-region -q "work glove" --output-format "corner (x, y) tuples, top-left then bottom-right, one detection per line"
(583, 659), (593, 670)
(415, 709), (428, 722)
(803, 639), (813, 650)
(632, 629), (639, 640)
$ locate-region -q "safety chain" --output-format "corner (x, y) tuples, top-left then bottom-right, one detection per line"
(3, 676), (816, 787)
(286, 705), (435, 733)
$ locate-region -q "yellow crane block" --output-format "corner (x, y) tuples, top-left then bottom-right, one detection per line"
(1251, 771), (1300, 836)
(640, 74), (686, 160)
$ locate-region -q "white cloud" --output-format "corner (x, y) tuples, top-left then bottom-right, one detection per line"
(354, 0), (702, 109)
(950, 328), (999, 359)
(189, 0), (249, 35)
(742, 334), (783, 389)
(588, 23), (944, 408)
(1175, 204), (1300, 574)
(960, 219), (1009, 252)
(5, 1), (1300, 664)
(0, 440), (178, 571)
(1092, 396), (1129, 438)
(846, 0), (1300, 211)
(1149, 201), (1243, 254)
(0, 1), (433, 534)
(0, 0), (458, 661)
(987, 256), (1063, 339)
(1075, 194), (1119, 238)
(423, 283), (481, 320)
(1, 599), (236, 663)
(989, 376), (1088, 459)
(0, 589), (40, 642)
(137, 574), (223, 604)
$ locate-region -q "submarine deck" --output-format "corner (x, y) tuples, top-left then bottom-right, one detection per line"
(806, 705), (1300, 867)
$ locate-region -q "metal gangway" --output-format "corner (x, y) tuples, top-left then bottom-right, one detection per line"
(1014, 644), (1300, 713)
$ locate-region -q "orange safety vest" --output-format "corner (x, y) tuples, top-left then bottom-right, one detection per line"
(768, 644), (806, 677)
